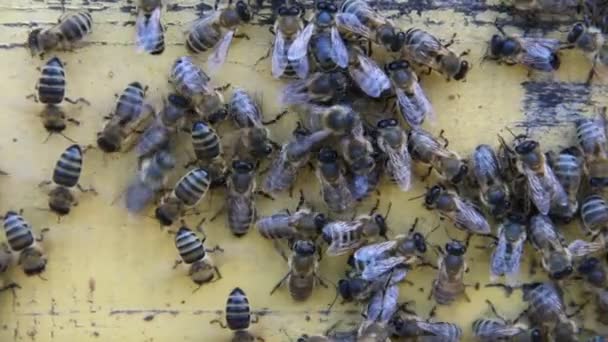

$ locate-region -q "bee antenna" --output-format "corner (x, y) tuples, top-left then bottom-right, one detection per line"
(326, 287), (340, 313)
(408, 193), (426, 201)
(43, 132), (53, 144)
(59, 133), (77, 143)
(384, 202), (392, 220)
(409, 218), (419, 233)
(369, 199), (380, 215)
(443, 225), (455, 241)
(425, 224), (441, 239)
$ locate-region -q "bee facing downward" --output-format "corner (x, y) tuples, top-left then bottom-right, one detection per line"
(3, 211), (47, 275)
(174, 224), (222, 285)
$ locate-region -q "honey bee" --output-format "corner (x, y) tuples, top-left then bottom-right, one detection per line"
(287, 0), (368, 71)
(174, 224), (222, 285)
(577, 257), (608, 324)
(472, 300), (540, 341)
(389, 306), (462, 341)
(408, 129), (468, 184)
(270, 240), (326, 301)
(424, 185), (491, 235)
(229, 88), (264, 128)
(211, 287), (261, 342)
(297, 322), (358, 342)
(226, 160), (256, 237)
(135, 94), (190, 158)
(514, 139), (568, 216)
(39, 144), (92, 216)
(135, 6), (165, 55)
(262, 126), (331, 194)
(346, 45), (391, 98)
(567, 22), (608, 84)
(3, 211), (47, 275)
(155, 168), (211, 226)
(339, 266), (407, 303)
(169, 56), (228, 124)
(490, 216), (527, 286)
(398, 28), (470, 81)
(281, 71), (350, 105)
(322, 203), (390, 256)
(583, 0), (608, 33)
(471, 144), (511, 218)
(375, 118), (411, 191)
(138, 0), (162, 14)
(384, 59), (434, 128)
(189, 121), (227, 187)
(125, 150), (175, 213)
(315, 146), (354, 213)
(546, 147), (583, 221)
(233, 126), (276, 165)
(271, 2), (309, 79)
(97, 82), (154, 153)
(580, 194), (608, 236)
(338, 0), (400, 51)
(521, 282), (570, 327)
(28, 12), (93, 56)
(340, 133), (378, 197)
(185, 0), (252, 71)
(575, 112), (608, 188)
(357, 284), (399, 341)
(487, 31), (561, 72)
(431, 240), (469, 305)
(512, 0), (579, 13)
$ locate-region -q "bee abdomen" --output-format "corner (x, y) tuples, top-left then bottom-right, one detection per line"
(174, 168), (210, 206)
(227, 196), (254, 237)
(3, 212), (34, 252)
(581, 195), (608, 230)
(115, 82), (145, 120)
(472, 319), (503, 337)
(289, 275), (314, 301)
(576, 119), (606, 153)
(433, 280), (462, 305)
(230, 90), (261, 127)
(38, 57), (66, 104)
(192, 122), (221, 160)
(170, 57), (209, 98)
(52, 144), (83, 188)
(175, 227), (205, 264)
(226, 287), (251, 331)
(59, 12), (93, 42)
(186, 24), (219, 53)
(257, 215), (293, 239)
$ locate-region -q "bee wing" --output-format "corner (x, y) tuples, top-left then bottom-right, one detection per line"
(187, 11), (220, 33)
(524, 168), (551, 215)
(207, 29), (234, 73)
(567, 239), (604, 257)
(125, 180), (156, 213)
(325, 221), (365, 256)
(349, 53), (391, 98)
(473, 146), (500, 184)
(280, 78), (310, 106)
(412, 82), (435, 125)
(379, 284), (399, 322)
(354, 241), (398, 264)
(490, 235), (508, 280)
(415, 322), (459, 339)
(135, 7), (164, 54)
(293, 54), (310, 79)
(519, 38), (560, 71)
(287, 22), (314, 62)
(403, 34), (442, 63)
(366, 289), (384, 321)
(361, 257), (406, 281)
(272, 30), (288, 79)
(330, 26), (349, 68)
(379, 136), (412, 191)
(505, 240), (525, 287)
(395, 87), (424, 128)
(545, 165), (569, 208)
(334, 12), (372, 38)
(454, 197), (491, 234)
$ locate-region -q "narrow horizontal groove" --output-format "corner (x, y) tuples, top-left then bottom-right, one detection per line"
(13, 308), (360, 317)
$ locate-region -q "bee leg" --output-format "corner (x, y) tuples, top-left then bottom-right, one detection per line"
(296, 189), (305, 211)
(76, 184), (98, 195)
(462, 289), (471, 302)
(398, 301), (416, 315)
(485, 299), (507, 322)
(67, 117), (81, 126)
(64, 97), (91, 106)
(213, 266), (222, 279)
(172, 260), (182, 269)
(586, 65), (596, 86)
(273, 240), (288, 262)
(427, 285), (434, 300)
(234, 33), (250, 40)
(36, 228), (50, 242)
(0, 282), (20, 292)
(424, 67), (432, 75)
(428, 305), (437, 318)
(209, 205), (226, 222)
(209, 319), (227, 328)
(270, 272), (290, 295)
(420, 166), (433, 182)
(442, 33), (456, 48)
(438, 129), (449, 148)
(38, 180), (52, 188)
(26, 94), (39, 103)
(315, 274), (330, 288)
(254, 46), (272, 66)
(255, 190), (275, 201)
(206, 245), (224, 253)
(262, 110), (288, 125)
(214, 83), (232, 92)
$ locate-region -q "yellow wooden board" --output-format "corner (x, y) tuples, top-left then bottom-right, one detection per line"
(0, 0), (607, 341)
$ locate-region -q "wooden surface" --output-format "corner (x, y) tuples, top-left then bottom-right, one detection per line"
(0, 0), (606, 340)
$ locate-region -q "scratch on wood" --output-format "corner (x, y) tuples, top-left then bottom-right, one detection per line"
(109, 309), (180, 316)
(517, 81), (594, 130)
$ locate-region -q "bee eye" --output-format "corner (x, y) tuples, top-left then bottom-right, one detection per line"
(278, 6), (289, 15)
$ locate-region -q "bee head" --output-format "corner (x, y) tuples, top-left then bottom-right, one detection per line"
(321, 228), (332, 245)
(530, 328), (542, 342)
(313, 213), (327, 232)
(549, 253), (573, 280)
(451, 163), (469, 184)
(167, 93), (190, 109)
(236, 0), (252, 22)
(453, 60), (470, 81)
(489, 34), (505, 56)
(232, 160), (254, 173)
(377, 118), (398, 129)
(49, 187), (74, 216)
(315, 1), (336, 27)
(21, 248), (47, 276)
(515, 140), (538, 155)
(154, 150), (176, 170)
(96, 134), (120, 153)
(376, 25), (397, 50)
(326, 106), (358, 133)
(318, 146), (338, 163)
(568, 22), (585, 44)
(424, 185), (443, 206)
(445, 241), (466, 256)
(385, 59), (409, 73)
(293, 240), (316, 256)
(155, 206), (175, 226)
(208, 107), (229, 125)
(373, 214), (388, 238)
(578, 256), (600, 274)
(412, 232), (427, 253)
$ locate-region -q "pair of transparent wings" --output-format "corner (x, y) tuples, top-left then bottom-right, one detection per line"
(377, 134), (412, 191)
(187, 12), (236, 72)
(135, 7), (164, 54)
(524, 162), (568, 215)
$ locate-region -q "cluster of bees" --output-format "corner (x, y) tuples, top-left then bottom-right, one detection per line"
(2, 0), (608, 340)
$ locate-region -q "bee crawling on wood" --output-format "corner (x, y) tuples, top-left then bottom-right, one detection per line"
(135, 0), (165, 55)
(2, 211), (48, 275)
(472, 299), (541, 341)
(210, 287), (264, 342)
(28, 12), (93, 56)
(173, 219), (223, 285)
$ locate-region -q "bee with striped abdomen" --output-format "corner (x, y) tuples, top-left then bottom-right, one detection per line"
(578, 257), (608, 325)
(125, 150), (175, 213)
(270, 239), (326, 301)
(580, 193), (608, 236)
(315, 146), (354, 213)
(281, 71), (350, 106)
(97, 82), (154, 153)
(188, 121), (227, 187)
(135, 2), (165, 55)
(567, 22), (608, 84)
(514, 139), (568, 216)
(346, 44), (391, 98)
(271, 2), (309, 79)
(398, 28), (470, 81)
(169, 56), (228, 124)
(339, 266), (407, 304)
(39, 144), (94, 216)
(547, 147), (583, 221)
(431, 240), (469, 305)
(390, 307), (462, 342)
(408, 129), (468, 185)
(28, 12), (93, 56)
(229, 88), (264, 128)
(489, 215), (527, 286)
(338, 0), (400, 51)
(521, 282), (570, 328)
(136, 94), (190, 158)
(424, 185), (491, 235)
(226, 160), (256, 237)
(575, 111), (608, 187)
(3, 211), (47, 275)
(186, 0), (252, 71)
(211, 287), (262, 342)
(487, 29), (561, 72)
(376, 118), (411, 192)
(471, 144), (511, 219)
(472, 299), (540, 341)
(155, 168), (211, 226)
(384, 59), (434, 128)
(357, 284), (399, 341)
(340, 132), (378, 199)
(174, 223), (222, 285)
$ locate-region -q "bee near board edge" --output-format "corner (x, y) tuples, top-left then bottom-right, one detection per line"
(174, 220), (223, 285)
